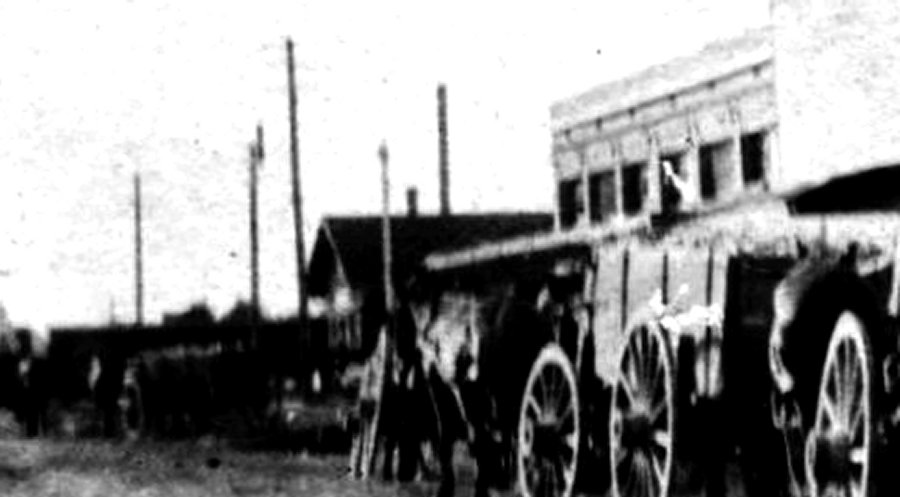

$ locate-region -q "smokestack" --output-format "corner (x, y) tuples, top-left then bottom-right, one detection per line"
(406, 187), (418, 218)
(437, 84), (450, 216)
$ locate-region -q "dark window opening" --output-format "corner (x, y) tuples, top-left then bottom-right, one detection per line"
(622, 163), (646, 215)
(659, 153), (685, 215)
(588, 170), (617, 223)
(741, 131), (766, 185)
(699, 139), (737, 202)
(558, 178), (583, 228)
(699, 143), (719, 201)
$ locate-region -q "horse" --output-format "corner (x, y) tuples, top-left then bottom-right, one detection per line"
(412, 279), (555, 497)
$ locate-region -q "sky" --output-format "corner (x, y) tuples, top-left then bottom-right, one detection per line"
(0, 0), (770, 332)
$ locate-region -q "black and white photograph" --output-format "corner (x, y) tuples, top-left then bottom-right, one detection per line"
(1, 1), (898, 496)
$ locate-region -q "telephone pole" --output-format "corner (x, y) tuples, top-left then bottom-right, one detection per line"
(133, 172), (144, 327)
(247, 124), (264, 349)
(378, 141), (394, 316)
(286, 38), (307, 327)
(249, 124), (264, 322)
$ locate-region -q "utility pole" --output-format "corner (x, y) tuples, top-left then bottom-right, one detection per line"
(286, 38), (308, 329)
(378, 141), (394, 316)
(249, 124), (264, 343)
(133, 172), (144, 327)
(367, 140), (394, 478)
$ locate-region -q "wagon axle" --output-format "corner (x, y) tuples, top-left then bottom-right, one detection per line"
(808, 433), (856, 487)
(531, 419), (575, 460)
(619, 412), (654, 449)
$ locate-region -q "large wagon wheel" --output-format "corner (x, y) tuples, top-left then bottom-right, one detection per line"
(347, 328), (392, 479)
(517, 343), (581, 497)
(805, 311), (875, 497)
(609, 321), (676, 497)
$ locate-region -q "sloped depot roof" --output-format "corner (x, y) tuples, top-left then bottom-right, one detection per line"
(308, 212), (554, 296)
(551, 25), (774, 130)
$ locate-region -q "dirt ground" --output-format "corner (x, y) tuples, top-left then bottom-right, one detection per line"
(0, 435), (755, 497)
(0, 437), (444, 497)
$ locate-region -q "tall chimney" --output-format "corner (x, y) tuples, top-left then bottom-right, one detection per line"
(437, 84), (450, 216)
(406, 187), (418, 218)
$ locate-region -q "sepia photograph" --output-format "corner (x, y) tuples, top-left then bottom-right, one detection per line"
(0, 0), (897, 496)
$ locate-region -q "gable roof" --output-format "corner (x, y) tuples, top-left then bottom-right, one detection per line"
(308, 212), (554, 296)
(551, 25), (774, 131)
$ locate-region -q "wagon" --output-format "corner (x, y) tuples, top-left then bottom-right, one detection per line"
(399, 196), (900, 497)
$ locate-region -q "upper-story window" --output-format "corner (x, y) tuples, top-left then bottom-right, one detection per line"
(740, 131), (766, 186)
(622, 162), (647, 215)
(558, 178), (584, 228)
(588, 171), (617, 223)
(699, 140), (735, 201)
(659, 153), (686, 215)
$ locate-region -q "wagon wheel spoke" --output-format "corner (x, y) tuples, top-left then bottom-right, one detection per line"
(550, 369), (571, 418)
(632, 327), (657, 403)
(646, 453), (662, 497)
(837, 341), (857, 425)
(848, 377), (864, 438)
(557, 400), (575, 426)
(618, 454), (637, 497)
(650, 450), (666, 485)
(818, 387), (839, 431)
(648, 359), (665, 405)
(552, 454), (570, 494)
(526, 395), (542, 416)
(521, 417), (535, 456)
(643, 330), (660, 394)
(648, 394), (668, 424)
(637, 452), (660, 497)
(624, 351), (641, 405)
(539, 366), (554, 410)
(617, 371), (638, 410)
(630, 452), (646, 497)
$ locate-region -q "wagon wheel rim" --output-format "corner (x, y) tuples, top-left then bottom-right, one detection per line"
(517, 344), (580, 497)
(806, 311), (872, 497)
(609, 322), (675, 497)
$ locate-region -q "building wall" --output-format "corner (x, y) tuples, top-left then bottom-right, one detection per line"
(772, 0), (900, 193)
(552, 58), (778, 229)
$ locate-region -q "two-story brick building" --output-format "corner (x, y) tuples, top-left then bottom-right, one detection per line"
(551, 0), (900, 231)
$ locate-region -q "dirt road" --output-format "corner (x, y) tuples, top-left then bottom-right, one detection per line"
(0, 438), (443, 497)
(0, 437), (759, 497)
